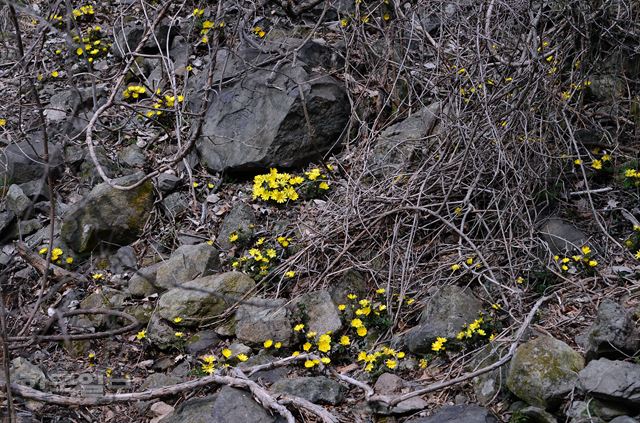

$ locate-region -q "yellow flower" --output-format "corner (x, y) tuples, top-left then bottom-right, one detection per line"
(378, 304), (387, 311)
(364, 363), (374, 372)
(0, 118), (6, 126)
(340, 335), (350, 346)
(293, 323), (305, 331)
(292, 351), (300, 357)
(375, 288), (385, 294)
(489, 334), (496, 341)
(192, 182), (199, 188)
(574, 159), (583, 165)
(581, 246), (591, 255)
(320, 357), (331, 364)
(228, 232), (239, 242)
(477, 329), (486, 336)
(305, 168), (321, 181)
(88, 352), (95, 359)
(451, 264), (461, 271)
(303, 342), (312, 351)
(76, 47), (84, 55)
(175, 332), (184, 338)
(340, 18), (348, 27)
(635, 250), (640, 260)
(516, 276), (524, 284)
(338, 304), (346, 311)
(39, 247), (48, 255)
(602, 154), (612, 162)
(406, 298), (415, 305)
(317, 334), (331, 353)
(92, 273), (104, 280)
(277, 236), (290, 247)
(263, 339), (273, 348)
(318, 182), (330, 190)
(386, 359), (397, 369)
(135, 330), (146, 340)
(431, 337), (447, 352)
(357, 326), (368, 337)
(274, 342), (282, 349)
(237, 354), (248, 362)
(222, 348), (232, 358)
(65, 257), (74, 264)
(466, 257), (474, 265)
(588, 260), (598, 267)
(357, 351), (367, 361)
(285, 270), (296, 278)
(304, 360), (315, 368)
(347, 293), (357, 300)
(397, 352), (405, 358)
(306, 331), (317, 338)
(419, 358), (428, 369)
(591, 160), (603, 170)
(51, 71), (59, 78)
(351, 318), (363, 328)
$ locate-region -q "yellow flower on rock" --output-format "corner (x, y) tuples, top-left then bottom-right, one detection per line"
(173, 317), (183, 323)
(228, 232), (239, 242)
(294, 323), (305, 331)
(431, 337), (447, 352)
(222, 348), (232, 358)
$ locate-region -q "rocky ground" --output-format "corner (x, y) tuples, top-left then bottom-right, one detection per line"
(1, 0), (640, 422)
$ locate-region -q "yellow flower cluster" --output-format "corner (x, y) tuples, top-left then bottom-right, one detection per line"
(231, 235), (291, 280)
(554, 245), (597, 271)
(252, 26), (266, 38)
(193, 8), (205, 17)
(624, 168), (640, 186)
(199, 348), (250, 375)
(253, 168), (303, 203)
(72, 26), (109, 63)
(200, 20), (225, 41)
(431, 336), (447, 352)
(145, 91), (184, 118)
(289, 328), (335, 367)
(38, 246), (73, 265)
(455, 317), (487, 340)
(357, 346), (406, 372)
(72, 5), (95, 19)
(123, 85), (146, 100)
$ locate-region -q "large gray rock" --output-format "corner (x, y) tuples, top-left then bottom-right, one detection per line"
(579, 299), (639, 359)
(216, 203), (255, 250)
(45, 87), (107, 140)
(292, 290), (342, 336)
(157, 272), (256, 325)
(369, 103), (441, 179)
(610, 417), (639, 423)
(578, 358), (640, 406)
(155, 243), (221, 290)
(10, 357), (48, 390)
(6, 184), (33, 217)
(60, 172), (154, 253)
(404, 285), (482, 354)
(196, 61), (349, 172)
(147, 313), (180, 350)
(0, 138), (63, 186)
(271, 376), (343, 405)
(507, 335), (584, 409)
(160, 387), (277, 423)
(235, 298), (292, 346)
(405, 404), (499, 423)
(539, 218), (589, 254)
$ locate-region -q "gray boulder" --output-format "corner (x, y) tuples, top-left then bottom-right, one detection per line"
(155, 243), (221, 290)
(10, 357), (48, 390)
(147, 313), (180, 350)
(514, 406), (559, 423)
(507, 335), (584, 409)
(157, 272), (255, 325)
(60, 172), (154, 253)
(0, 138), (63, 186)
(217, 203), (256, 250)
(128, 263), (162, 298)
(185, 330), (221, 355)
(579, 299), (639, 359)
(271, 376), (343, 405)
(196, 62), (349, 172)
(235, 298), (292, 346)
(539, 218), (589, 254)
(160, 387), (277, 423)
(292, 290), (342, 336)
(6, 184), (33, 217)
(610, 418), (639, 423)
(578, 358), (640, 406)
(404, 285), (482, 354)
(369, 103), (441, 179)
(405, 404), (499, 423)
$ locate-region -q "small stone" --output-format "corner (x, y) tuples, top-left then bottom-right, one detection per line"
(185, 330), (221, 355)
(235, 298), (292, 346)
(10, 357), (48, 391)
(404, 285), (482, 354)
(155, 173), (182, 194)
(405, 404), (499, 423)
(292, 289), (342, 335)
(580, 299), (639, 359)
(271, 376), (343, 405)
(217, 203), (256, 250)
(6, 184), (33, 217)
(539, 218), (589, 254)
(155, 243), (221, 290)
(128, 263), (162, 298)
(157, 272), (255, 325)
(372, 373), (428, 414)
